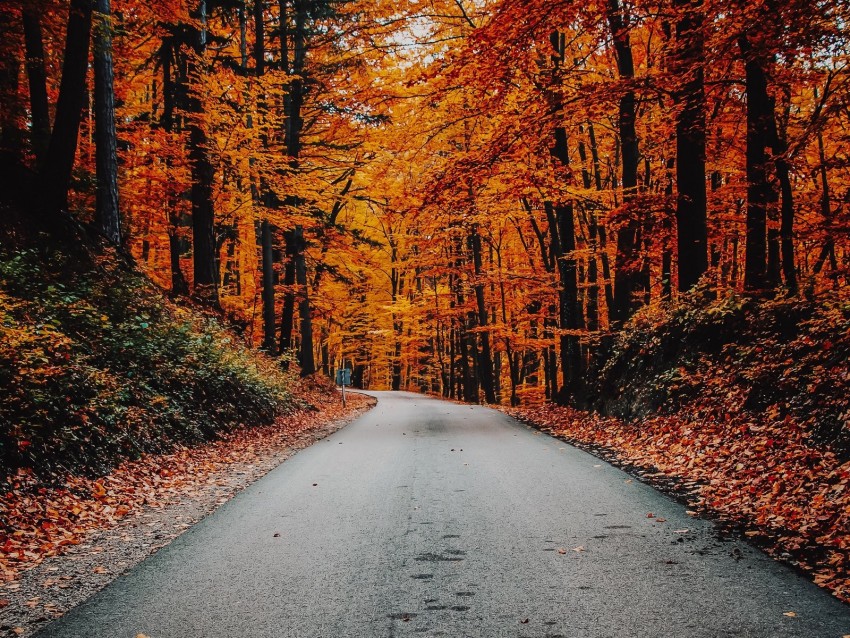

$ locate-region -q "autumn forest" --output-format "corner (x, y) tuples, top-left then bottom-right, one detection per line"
(0, 0), (847, 401)
(2, 0), (850, 627)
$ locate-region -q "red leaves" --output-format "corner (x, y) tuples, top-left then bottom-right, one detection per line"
(507, 401), (850, 603)
(0, 386), (372, 583)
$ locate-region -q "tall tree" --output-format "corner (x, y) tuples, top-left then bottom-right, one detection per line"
(279, 0), (316, 374)
(22, 5), (50, 166)
(607, 0), (644, 322)
(673, 0), (707, 292)
(470, 223), (496, 403)
(186, 1), (219, 305)
(93, 0), (122, 245)
(38, 0), (92, 217)
(738, 33), (775, 294)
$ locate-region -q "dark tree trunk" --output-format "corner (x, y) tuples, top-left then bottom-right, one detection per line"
(169, 229), (190, 295)
(279, 231), (297, 354)
(392, 319), (403, 390)
(390, 254), (404, 391)
(547, 130), (584, 403)
(93, 0), (122, 245)
(261, 220), (277, 353)
(606, 0), (644, 323)
(577, 130), (600, 331)
(674, 0), (707, 292)
(771, 101), (796, 295)
(0, 10), (24, 161)
(253, 1), (278, 353)
(470, 225), (496, 403)
(38, 0), (92, 216)
(556, 201), (583, 402)
(739, 34), (775, 294)
(279, 0), (314, 366)
(812, 128), (835, 279)
(293, 224), (315, 375)
(587, 123), (616, 316)
(158, 38), (189, 295)
(22, 8), (51, 166)
(186, 2), (219, 305)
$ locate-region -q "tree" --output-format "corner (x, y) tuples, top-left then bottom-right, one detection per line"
(22, 4), (50, 166)
(38, 0), (92, 217)
(673, 0), (707, 292)
(93, 0), (121, 245)
(607, 0), (645, 323)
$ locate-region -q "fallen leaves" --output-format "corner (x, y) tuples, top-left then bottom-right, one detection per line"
(506, 399), (850, 603)
(0, 387), (373, 583)
(783, 611), (797, 617)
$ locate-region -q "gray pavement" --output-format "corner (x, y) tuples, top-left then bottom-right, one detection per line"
(36, 391), (850, 637)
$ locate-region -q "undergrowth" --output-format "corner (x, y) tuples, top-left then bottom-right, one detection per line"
(596, 289), (850, 457)
(0, 247), (305, 482)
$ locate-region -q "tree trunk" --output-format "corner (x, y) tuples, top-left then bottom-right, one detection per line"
(606, 0), (644, 323)
(280, 0), (314, 366)
(739, 34), (774, 294)
(674, 0), (707, 292)
(93, 0), (122, 245)
(169, 228), (190, 295)
(279, 231), (297, 354)
(22, 7), (51, 166)
(293, 225), (315, 375)
(186, 2), (219, 305)
(261, 220), (277, 352)
(0, 10), (24, 162)
(547, 132), (585, 403)
(38, 0), (92, 216)
(470, 224), (496, 403)
(253, 1), (278, 353)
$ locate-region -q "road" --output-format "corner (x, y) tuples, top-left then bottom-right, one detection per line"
(36, 391), (850, 638)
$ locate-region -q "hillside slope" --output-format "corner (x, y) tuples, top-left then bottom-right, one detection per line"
(0, 243), (305, 481)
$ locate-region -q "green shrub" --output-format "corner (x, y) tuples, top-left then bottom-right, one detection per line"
(0, 249), (303, 481)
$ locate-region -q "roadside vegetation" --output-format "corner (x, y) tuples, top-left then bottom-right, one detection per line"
(0, 246), (304, 482)
(509, 292), (850, 602)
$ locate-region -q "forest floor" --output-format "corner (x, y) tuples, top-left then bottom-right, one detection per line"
(504, 401), (850, 606)
(0, 385), (374, 638)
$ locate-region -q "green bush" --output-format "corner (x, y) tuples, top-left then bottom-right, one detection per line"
(0, 249), (303, 481)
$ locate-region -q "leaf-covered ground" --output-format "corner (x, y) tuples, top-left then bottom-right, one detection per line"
(0, 384), (373, 635)
(506, 397), (850, 603)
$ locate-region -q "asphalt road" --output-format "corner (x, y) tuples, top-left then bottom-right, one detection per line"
(36, 391), (850, 638)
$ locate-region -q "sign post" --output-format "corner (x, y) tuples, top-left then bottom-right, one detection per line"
(335, 368), (351, 407)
